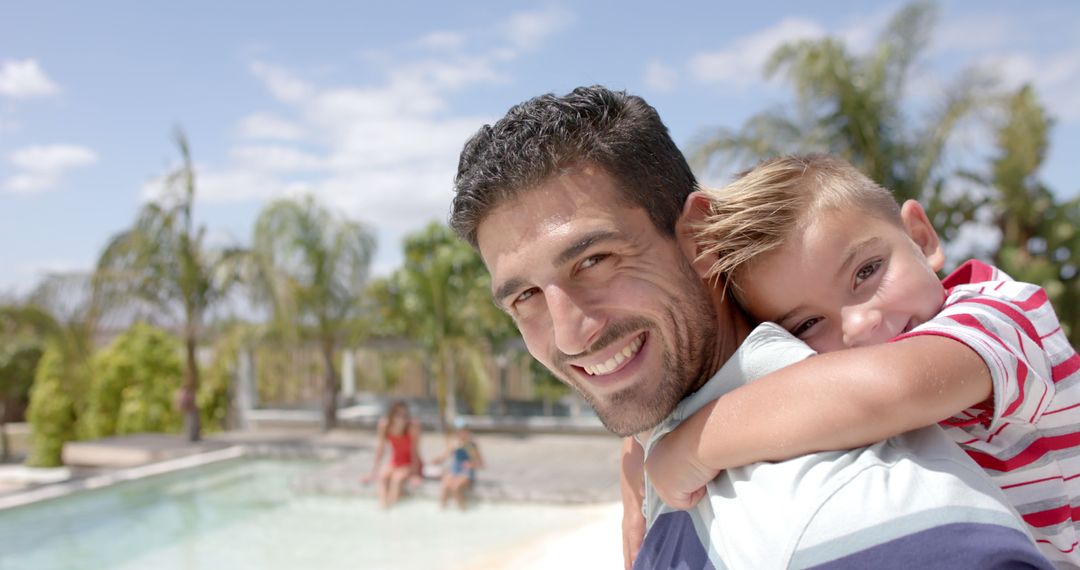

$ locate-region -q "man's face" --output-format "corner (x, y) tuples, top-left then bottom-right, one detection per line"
(476, 166), (719, 436)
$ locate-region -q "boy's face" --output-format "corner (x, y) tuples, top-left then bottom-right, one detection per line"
(735, 200), (946, 353)
(476, 165), (722, 436)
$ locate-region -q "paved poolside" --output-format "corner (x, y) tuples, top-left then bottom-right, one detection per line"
(2, 428), (626, 505)
(291, 429), (626, 504)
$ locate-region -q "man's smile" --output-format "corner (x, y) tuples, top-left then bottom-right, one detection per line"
(577, 332), (647, 377)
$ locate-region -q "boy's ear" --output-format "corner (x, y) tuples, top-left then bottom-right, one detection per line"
(676, 191), (718, 279)
(900, 200), (945, 272)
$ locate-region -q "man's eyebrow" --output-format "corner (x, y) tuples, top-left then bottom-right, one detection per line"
(836, 236), (885, 281)
(491, 230), (619, 307)
(493, 277), (527, 308)
(555, 230), (618, 266)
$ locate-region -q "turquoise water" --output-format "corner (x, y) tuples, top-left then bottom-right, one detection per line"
(0, 459), (608, 570)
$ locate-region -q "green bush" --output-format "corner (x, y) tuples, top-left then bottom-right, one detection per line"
(0, 340), (42, 412)
(81, 322), (183, 439)
(198, 331), (239, 433)
(26, 345), (76, 467)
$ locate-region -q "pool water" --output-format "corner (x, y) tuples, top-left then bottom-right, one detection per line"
(0, 458), (613, 570)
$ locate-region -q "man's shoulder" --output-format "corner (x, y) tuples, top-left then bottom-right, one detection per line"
(704, 426), (1037, 567)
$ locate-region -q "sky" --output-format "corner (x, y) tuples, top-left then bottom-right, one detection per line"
(1, 0), (1078, 296)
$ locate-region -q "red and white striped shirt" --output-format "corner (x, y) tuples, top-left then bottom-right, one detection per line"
(899, 259), (1080, 566)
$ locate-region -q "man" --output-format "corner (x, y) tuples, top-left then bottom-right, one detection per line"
(450, 86), (1052, 569)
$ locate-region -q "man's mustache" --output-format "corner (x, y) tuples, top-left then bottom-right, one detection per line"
(552, 317), (655, 367)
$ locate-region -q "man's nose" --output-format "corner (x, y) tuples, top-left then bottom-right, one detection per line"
(546, 286), (603, 356)
(841, 304), (883, 348)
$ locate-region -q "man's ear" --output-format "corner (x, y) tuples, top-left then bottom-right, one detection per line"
(900, 200), (945, 272)
(676, 191), (718, 279)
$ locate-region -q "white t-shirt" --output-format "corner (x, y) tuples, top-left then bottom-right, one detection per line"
(635, 323), (1051, 569)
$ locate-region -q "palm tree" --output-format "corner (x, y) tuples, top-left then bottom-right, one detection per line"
(6, 274), (100, 464)
(693, 0), (990, 226)
(976, 86), (1080, 341)
(0, 304), (52, 461)
(96, 130), (242, 441)
(370, 223), (515, 426)
(251, 196), (375, 431)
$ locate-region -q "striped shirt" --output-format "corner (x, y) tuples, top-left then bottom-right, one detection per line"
(899, 259), (1080, 567)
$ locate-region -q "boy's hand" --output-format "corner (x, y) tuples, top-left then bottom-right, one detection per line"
(623, 504), (645, 570)
(645, 425), (716, 510)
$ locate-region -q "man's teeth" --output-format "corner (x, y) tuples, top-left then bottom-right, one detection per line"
(584, 335), (644, 376)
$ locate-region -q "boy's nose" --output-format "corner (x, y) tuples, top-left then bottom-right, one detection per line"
(546, 286), (603, 357)
(841, 304), (883, 348)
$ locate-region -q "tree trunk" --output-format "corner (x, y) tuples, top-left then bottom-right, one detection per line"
(444, 348), (458, 429)
(320, 338), (338, 432)
(495, 354), (508, 418)
(180, 335), (202, 442)
(0, 401), (8, 463)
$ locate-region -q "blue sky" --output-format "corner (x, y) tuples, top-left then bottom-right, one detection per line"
(2, 0), (1078, 296)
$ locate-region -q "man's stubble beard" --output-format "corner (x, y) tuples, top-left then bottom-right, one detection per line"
(552, 267), (719, 437)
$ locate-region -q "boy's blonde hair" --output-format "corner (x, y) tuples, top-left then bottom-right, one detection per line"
(696, 154), (902, 295)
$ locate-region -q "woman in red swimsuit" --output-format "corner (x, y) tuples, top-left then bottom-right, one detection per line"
(361, 401), (423, 508)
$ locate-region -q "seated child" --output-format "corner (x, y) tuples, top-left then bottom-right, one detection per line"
(641, 154), (1080, 565)
(434, 417), (485, 510)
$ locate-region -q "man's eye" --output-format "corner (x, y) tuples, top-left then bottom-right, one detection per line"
(579, 254), (609, 271)
(791, 317), (822, 337)
(514, 288), (538, 305)
(855, 260), (882, 285)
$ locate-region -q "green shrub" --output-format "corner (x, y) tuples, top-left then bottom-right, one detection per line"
(26, 345), (76, 467)
(81, 322), (183, 439)
(198, 332), (239, 433)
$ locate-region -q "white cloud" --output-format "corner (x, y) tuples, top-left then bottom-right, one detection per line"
(192, 43), (521, 233)
(0, 59), (59, 99)
(391, 56), (506, 91)
(236, 113), (306, 141)
(983, 49), (1080, 122)
(10, 144), (97, 171)
(834, 7), (894, 54)
(249, 61), (314, 103)
(688, 18), (826, 87)
(230, 145), (326, 173)
(503, 6), (575, 51)
(933, 15), (1014, 54)
(644, 60), (678, 92)
(416, 31), (466, 50)
(177, 7), (572, 268)
(5, 144), (98, 194)
(6, 174), (53, 193)
(684, 8), (900, 90)
(10, 259), (87, 296)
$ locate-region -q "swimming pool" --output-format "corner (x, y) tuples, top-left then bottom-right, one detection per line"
(0, 457), (617, 570)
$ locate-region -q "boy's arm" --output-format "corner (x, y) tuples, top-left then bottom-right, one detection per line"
(470, 443), (484, 469)
(408, 420), (423, 480)
(621, 437), (646, 570)
(646, 335), (991, 509)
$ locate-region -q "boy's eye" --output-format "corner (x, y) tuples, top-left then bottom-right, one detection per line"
(791, 317), (822, 337)
(854, 260), (883, 286)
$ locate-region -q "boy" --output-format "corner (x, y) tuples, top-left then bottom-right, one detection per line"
(641, 154), (1080, 566)
(434, 417), (484, 510)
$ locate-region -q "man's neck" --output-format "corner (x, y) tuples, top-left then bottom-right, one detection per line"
(689, 303), (754, 395)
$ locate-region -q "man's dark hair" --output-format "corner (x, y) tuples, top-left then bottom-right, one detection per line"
(450, 85), (697, 248)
